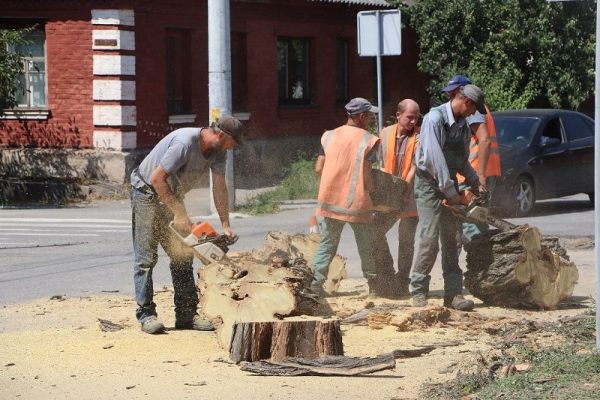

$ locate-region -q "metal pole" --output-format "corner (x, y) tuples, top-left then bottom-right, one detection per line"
(376, 10), (383, 132)
(595, 0), (600, 353)
(208, 0), (234, 210)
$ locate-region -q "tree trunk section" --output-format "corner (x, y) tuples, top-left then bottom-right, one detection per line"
(229, 320), (343, 363)
(464, 226), (578, 309)
(198, 231), (328, 349)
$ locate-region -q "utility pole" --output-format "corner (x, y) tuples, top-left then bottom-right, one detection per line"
(208, 0), (234, 210)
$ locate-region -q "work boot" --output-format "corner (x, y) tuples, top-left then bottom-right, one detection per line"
(141, 316), (165, 334)
(175, 314), (215, 331)
(411, 293), (428, 307)
(444, 294), (474, 311)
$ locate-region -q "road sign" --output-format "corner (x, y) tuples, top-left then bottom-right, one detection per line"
(357, 10), (401, 57)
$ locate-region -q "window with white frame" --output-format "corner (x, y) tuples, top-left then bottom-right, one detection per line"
(277, 38), (311, 105)
(10, 29), (47, 108)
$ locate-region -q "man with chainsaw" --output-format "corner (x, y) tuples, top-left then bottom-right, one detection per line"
(311, 97), (380, 296)
(410, 85), (486, 311)
(371, 99), (420, 298)
(130, 116), (242, 334)
(442, 75), (502, 244)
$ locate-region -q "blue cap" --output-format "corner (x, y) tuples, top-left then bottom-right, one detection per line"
(442, 75), (472, 92)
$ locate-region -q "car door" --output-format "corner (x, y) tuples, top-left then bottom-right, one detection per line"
(532, 116), (572, 198)
(560, 112), (595, 194)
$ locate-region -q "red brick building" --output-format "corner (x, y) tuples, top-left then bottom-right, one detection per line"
(0, 0), (428, 184)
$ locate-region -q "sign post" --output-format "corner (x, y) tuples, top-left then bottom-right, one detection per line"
(357, 10), (402, 132)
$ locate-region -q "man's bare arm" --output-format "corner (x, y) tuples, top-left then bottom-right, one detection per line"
(471, 122), (490, 188)
(315, 155), (325, 177)
(364, 161), (375, 193)
(211, 171), (234, 237)
(150, 165), (191, 232)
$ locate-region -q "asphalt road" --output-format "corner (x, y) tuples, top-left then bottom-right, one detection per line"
(0, 192), (594, 304)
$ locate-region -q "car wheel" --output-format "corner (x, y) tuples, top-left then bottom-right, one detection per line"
(588, 193), (594, 205)
(511, 176), (535, 217)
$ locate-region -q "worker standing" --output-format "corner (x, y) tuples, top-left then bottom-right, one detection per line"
(310, 98), (380, 296)
(371, 99), (420, 298)
(442, 75), (502, 243)
(130, 116), (243, 334)
(410, 85), (486, 311)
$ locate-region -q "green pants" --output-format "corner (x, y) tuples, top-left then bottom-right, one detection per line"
(311, 217), (377, 286)
(410, 174), (463, 298)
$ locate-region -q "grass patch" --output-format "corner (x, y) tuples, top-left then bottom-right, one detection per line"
(422, 309), (600, 399)
(237, 155), (318, 215)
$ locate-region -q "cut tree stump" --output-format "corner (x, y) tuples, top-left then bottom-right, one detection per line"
(464, 226), (578, 309)
(198, 232), (329, 349)
(229, 319), (343, 363)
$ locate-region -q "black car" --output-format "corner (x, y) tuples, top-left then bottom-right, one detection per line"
(491, 109), (595, 217)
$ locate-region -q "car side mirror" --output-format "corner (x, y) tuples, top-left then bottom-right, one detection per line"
(540, 136), (560, 147)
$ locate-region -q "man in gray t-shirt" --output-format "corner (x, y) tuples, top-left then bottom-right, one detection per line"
(130, 116), (243, 334)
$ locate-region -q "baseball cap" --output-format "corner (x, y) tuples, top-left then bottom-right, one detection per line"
(345, 97), (379, 115)
(460, 84), (486, 114)
(442, 75), (472, 92)
(216, 116), (244, 144)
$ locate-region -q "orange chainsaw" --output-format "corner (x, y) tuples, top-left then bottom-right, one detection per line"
(443, 190), (517, 232)
(169, 221), (237, 265)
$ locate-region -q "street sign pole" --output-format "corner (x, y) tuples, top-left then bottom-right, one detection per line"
(357, 10), (401, 133)
(375, 11), (383, 132)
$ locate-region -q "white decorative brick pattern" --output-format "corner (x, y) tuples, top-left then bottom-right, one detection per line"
(93, 130), (137, 150)
(93, 55), (135, 75)
(91, 9), (135, 26)
(92, 30), (135, 51)
(93, 80), (136, 101)
(93, 105), (136, 126)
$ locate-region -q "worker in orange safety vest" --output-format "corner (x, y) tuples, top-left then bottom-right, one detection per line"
(310, 97), (381, 297)
(371, 99), (421, 298)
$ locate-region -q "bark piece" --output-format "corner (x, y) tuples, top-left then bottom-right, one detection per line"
(229, 320), (344, 363)
(240, 353), (396, 376)
(464, 226), (579, 309)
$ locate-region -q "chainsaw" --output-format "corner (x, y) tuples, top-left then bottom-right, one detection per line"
(169, 221), (237, 265)
(444, 190), (517, 231)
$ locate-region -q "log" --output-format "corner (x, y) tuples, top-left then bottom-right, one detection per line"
(287, 232), (347, 294)
(198, 232), (323, 349)
(464, 226), (578, 309)
(229, 320), (344, 363)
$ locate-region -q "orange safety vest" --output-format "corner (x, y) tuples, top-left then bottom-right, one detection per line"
(317, 125), (380, 223)
(379, 124), (419, 218)
(457, 105), (501, 184)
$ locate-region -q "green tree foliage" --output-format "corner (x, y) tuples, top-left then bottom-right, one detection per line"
(392, 0), (595, 110)
(0, 28), (32, 112)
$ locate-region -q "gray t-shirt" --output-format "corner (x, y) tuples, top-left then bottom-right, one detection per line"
(131, 127), (226, 197)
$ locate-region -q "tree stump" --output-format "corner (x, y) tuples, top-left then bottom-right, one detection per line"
(198, 232), (325, 349)
(229, 319), (343, 363)
(464, 226), (579, 309)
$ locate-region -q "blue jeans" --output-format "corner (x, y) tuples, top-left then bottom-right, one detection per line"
(311, 217), (377, 286)
(131, 187), (197, 323)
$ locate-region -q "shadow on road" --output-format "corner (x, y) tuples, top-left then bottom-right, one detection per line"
(527, 198), (593, 218)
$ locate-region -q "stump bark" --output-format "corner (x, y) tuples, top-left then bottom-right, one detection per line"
(229, 319), (343, 363)
(464, 226), (578, 309)
(198, 232), (328, 349)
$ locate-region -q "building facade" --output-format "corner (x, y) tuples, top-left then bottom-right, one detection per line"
(0, 0), (429, 184)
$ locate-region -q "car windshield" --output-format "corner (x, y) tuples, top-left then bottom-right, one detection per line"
(494, 116), (540, 150)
